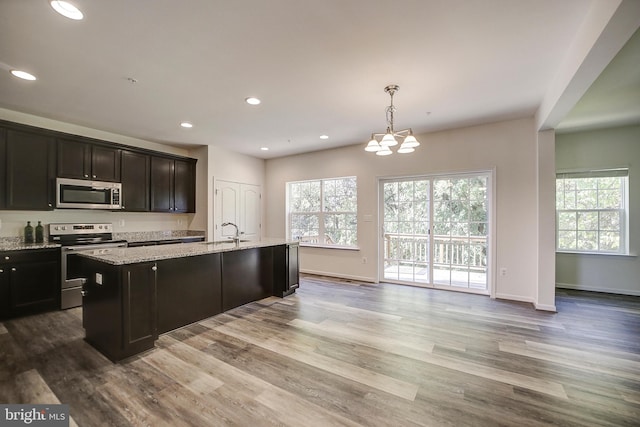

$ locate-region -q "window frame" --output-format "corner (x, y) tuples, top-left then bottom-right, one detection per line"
(286, 176), (358, 249)
(555, 169), (629, 255)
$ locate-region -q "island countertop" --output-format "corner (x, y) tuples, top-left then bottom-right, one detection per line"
(76, 238), (298, 265)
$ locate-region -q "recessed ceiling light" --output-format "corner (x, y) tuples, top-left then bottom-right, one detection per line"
(245, 97), (261, 105)
(10, 70), (37, 81)
(180, 122), (193, 128)
(50, 1), (84, 20)
(320, 135), (329, 140)
(260, 147), (269, 151)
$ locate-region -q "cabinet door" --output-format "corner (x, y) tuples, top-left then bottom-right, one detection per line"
(0, 129), (6, 209)
(91, 145), (121, 182)
(150, 156), (173, 212)
(57, 138), (90, 179)
(9, 258), (59, 316)
(173, 159), (195, 213)
(122, 263), (157, 356)
(121, 150), (150, 211)
(0, 266), (9, 318)
(6, 129), (55, 210)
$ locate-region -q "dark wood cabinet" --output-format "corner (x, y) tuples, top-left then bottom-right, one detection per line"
(150, 156), (195, 213)
(222, 247), (273, 311)
(122, 262), (158, 355)
(0, 262), (10, 318)
(57, 138), (121, 182)
(156, 254), (221, 334)
(1, 128), (55, 210)
(273, 243), (300, 297)
(80, 258), (157, 362)
(0, 249), (60, 319)
(120, 150), (150, 211)
(0, 129), (5, 210)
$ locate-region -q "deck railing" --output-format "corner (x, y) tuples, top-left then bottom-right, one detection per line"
(384, 232), (487, 272)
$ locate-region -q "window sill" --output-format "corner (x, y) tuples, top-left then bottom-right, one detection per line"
(556, 251), (636, 258)
(299, 243), (360, 251)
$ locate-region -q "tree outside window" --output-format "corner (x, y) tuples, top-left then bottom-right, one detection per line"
(288, 177), (357, 247)
(556, 170), (628, 254)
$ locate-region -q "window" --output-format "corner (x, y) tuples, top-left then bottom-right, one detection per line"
(556, 169), (628, 254)
(288, 177), (357, 247)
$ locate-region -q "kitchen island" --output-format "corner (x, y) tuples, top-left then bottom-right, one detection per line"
(75, 239), (299, 361)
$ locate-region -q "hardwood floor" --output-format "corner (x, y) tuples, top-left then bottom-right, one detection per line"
(1, 274), (639, 426)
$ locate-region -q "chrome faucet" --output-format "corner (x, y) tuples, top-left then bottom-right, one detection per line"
(221, 222), (240, 242)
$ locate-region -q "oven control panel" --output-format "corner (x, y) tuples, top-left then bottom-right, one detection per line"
(49, 223), (113, 235)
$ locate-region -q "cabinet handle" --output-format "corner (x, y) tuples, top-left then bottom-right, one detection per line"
(81, 290), (88, 297)
(151, 265), (157, 271)
(4, 256), (9, 260)
(11, 268), (16, 272)
(0, 269), (3, 273)
(48, 203), (52, 207)
(84, 174), (89, 178)
(92, 175), (97, 178)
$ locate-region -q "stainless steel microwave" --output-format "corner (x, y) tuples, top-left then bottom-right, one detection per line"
(56, 178), (122, 210)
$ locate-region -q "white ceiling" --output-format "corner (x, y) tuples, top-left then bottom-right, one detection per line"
(0, 0), (638, 158)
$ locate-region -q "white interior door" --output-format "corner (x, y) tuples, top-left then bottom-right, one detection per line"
(215, 180), (261, 241)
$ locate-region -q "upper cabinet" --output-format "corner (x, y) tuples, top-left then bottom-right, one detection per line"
(120, 150), (150, 212)
(0, 120), (196, 213)
(150, 157), (195, 213)
(0, 126), (55, 210)
(57, 138), (121, 182)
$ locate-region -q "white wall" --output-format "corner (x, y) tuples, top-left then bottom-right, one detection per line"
(204, 145), (266, 242)
(265, 117), (545, 306)
(0, 109), (195, 237)
(556, 124), (640, 296)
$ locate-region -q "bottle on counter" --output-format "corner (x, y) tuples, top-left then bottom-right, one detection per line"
(24, 221), (34, 244)
(35, 221), (44, 243)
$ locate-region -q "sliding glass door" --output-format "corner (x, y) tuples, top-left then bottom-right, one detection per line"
(381, 173), (490, 294)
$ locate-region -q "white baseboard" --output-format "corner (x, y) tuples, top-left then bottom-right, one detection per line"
(300, 269), (377, 283)
(494, 293), (535, 304)
(556, 282), (640, 297)
(534, 303), (557, 312)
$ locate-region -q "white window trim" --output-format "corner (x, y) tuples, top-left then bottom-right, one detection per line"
(555, 168), (629, 255)
(286, 176), (358, 249)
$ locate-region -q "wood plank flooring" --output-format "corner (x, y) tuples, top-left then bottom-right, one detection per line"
(1, 274), (639, 426)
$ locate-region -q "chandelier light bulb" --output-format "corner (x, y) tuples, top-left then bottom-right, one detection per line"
(380, 131), (398, 147)
(402, 133), (420, 148)
(365, 139), (381, 152)
(376, 146), (393, 156)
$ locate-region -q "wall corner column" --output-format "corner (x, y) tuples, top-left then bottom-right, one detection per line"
(536, 129), (557, 311)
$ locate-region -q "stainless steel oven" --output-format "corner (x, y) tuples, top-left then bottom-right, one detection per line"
(49, 223), (127, 309)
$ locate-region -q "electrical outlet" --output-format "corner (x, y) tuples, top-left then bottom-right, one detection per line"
(362, 257), (367, 264)
(118, 219), (125, 227)
(500, 268), (507, 276)
(95, 273), (103, 285)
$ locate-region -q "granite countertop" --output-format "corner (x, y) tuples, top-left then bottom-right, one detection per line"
(113, 230), (205, 243)
(77, 238), (298, 265)
(0, 238), (61, 252)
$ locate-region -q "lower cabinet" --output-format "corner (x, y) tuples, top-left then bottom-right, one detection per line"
(0, 249), (60, 319)
(81, 259), (158, 362)
(273, 243), (300, 297)
(222, 247), (273, 311)
(156, 254), (221, 334)
(79, 244), (299, 362)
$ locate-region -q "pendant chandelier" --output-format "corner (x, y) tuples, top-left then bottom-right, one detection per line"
(365, 84), (420, 155)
